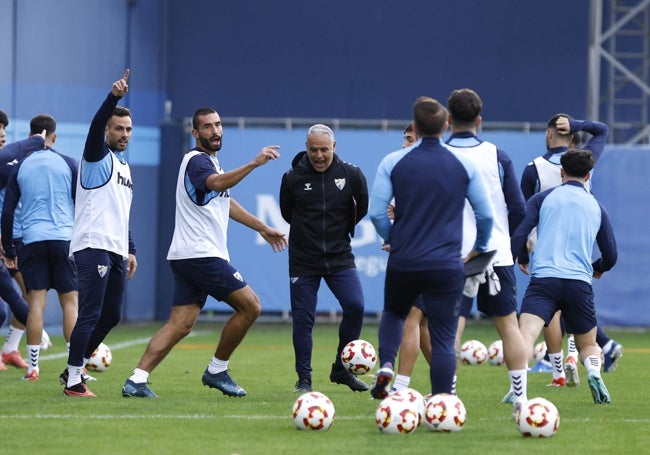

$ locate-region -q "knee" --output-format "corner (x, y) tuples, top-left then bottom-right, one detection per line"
(242, 294), (261, 320)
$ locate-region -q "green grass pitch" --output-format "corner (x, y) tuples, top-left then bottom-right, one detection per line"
(1, 321), (648, 454)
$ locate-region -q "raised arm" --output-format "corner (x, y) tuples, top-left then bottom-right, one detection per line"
(84, 69), (130, 162)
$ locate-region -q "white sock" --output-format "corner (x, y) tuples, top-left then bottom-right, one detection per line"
(207, 357), (228, 374)
(27, 344), (40, 373)
(67, 365), (84, 388)
(548, 351), (564, 379)
(3, 326), (24, 353)
(393, 374), (411, 392)
(567, 335), (577, 360)
(509, 369), (527, 403)
(601, 340), (613, 354)
(129, 368), (150, 384)
(584, 355), (601, 375)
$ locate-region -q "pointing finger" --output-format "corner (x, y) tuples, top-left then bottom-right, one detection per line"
(123, 68), (130, 82)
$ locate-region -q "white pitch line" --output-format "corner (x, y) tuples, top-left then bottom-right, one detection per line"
(39, 329), (213, 361)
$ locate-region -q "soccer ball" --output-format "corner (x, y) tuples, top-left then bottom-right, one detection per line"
(392, 388), (426, 426)
(292, 392), (335, 431)
(375, 395), (420, 434)
(424, 393), (467, 432)
(533, 341), (547, 363)
(460, 340), (488, 365)
(516, 397), (560, 438)
(487, 339), (505, 366)
(86, 342), (112, 372)
(340, 339), (377, 375)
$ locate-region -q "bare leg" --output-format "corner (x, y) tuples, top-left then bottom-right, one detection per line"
(136, 303), (201, 373)
(58, 291), (78, 342)
(215, 285), (261, 360)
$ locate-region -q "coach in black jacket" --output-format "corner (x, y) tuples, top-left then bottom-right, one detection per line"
(280, 124), (369, 394)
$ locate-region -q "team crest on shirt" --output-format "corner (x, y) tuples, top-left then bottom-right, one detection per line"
(334, 178), (346, 190)
(304, 183), (312, 191)
(233, 271), (244, 282)
(97, 265), (108, 278)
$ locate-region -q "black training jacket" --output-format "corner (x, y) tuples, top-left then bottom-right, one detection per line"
(279, 151), (368, 276)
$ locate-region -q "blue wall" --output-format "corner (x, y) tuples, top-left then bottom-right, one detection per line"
(165, 0), (590, 122)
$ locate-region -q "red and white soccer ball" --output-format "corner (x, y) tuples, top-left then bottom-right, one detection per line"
(487, 339), (505, 366)
(424, 393), (467, 432)
(375, 395), (420, 435)
(86, 342), (112, 372)
(340, 339), (377, 375)
(516, 397), (560, 438)
(392, 388), (426, 427)
(292, 392), (336, 431)
(460, 340), (488, 365)
(533, 341), (547, 363)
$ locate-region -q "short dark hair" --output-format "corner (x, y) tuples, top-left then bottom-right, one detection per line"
(413, 97), (447, 136)
(113, 106), (131, 118)
(570, 131), (582, 147)
(0, 110), (8, 128)
(560, 148), (594, 178)
(403, 121), (415, 134)
(192, 107), (218, 130)
(447, 88), (482, 125)
(30, 114), (56, 136)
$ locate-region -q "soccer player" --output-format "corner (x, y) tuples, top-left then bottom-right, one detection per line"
(122, 107), (286, 398)
(385, 122), (433, 393)
(369, 96), (493, 398)
(280, 124), (369, 394)
(521, 114), (622, 386)
(1, 114), (78, 381)
(444, 88), (528, 410)
(63, 70), (137, 397)
(512, 149), (617, 404)
(0, 116), (52, 369)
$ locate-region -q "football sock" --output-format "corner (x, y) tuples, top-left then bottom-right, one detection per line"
(67, 365), (84, 387)
(129, 368), (150, 384)
(27, 344), (40, 373)
(208, 357), (228, 374)
(3, 325), (24, 353)
(567, 335), (577, 359)
(451, 374), (457, 395)
(549, 351), (564, 379)
(509, 369), (527, 403)
(393, 374), (410, 392)
(584, 355), (602, 375)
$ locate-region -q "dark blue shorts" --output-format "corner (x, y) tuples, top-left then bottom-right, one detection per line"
(413, 295), (427, 315)
(459, 295), (474, 318)
(169, 257), (248, 307)
(475, 265), (517, 317)
(21, 240), (77, 292)
(520, 276), (597, 335)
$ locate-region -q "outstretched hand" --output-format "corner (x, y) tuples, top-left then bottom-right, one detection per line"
(112, 69), (130, 98)
(260, 227), (288, 253)
(253, 146), (280, 167)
